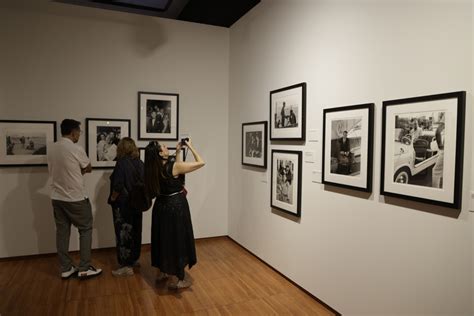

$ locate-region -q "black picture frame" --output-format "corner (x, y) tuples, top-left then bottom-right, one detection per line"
(270, 82), (306, 141)
(242, 121), (268, 168)
(86, 118), (131, 169)
(138, 91), (179, 141)
(271, 149), (302, 217)
(381, 91), (466, 209)
(0, 120), (57, 167)
(322, 103), (374, 192)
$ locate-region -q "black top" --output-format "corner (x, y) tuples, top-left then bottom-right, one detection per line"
(159, 160), (185, 195)
(339, 138), (350, 152)
(109, 156), (144, 206)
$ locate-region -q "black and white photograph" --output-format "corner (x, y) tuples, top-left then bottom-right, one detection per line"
(381, 91), (465, 209)
(270, 83), (306, 140)
(6, 133), (47, 156)
(242, 121), (267, 168)
(0, 120), (57, 166)
(139, 92), (179, 140)
(86, 118), (130, 168)
(96, 126), (121, 162)
(271, 150), (302, 217)
(323, 104), (374, 192)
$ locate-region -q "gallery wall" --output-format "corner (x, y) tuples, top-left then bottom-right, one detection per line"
(228, 0), (472, 315)
(0, 0), (230, 257)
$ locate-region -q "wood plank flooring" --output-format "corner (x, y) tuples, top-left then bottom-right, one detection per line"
(0, 237), (336, 315)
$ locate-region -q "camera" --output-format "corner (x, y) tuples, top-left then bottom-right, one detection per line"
(181, 137), (189, 146)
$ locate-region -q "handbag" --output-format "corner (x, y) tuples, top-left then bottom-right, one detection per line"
(125, 159), (151, 212)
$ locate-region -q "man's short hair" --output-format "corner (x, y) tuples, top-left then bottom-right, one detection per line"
(61, 119), (81, 136)
(343, 131), (348, 134)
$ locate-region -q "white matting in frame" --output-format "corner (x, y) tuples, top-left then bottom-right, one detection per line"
(271, 150), (302, 217)
(0, 120), (56, 166)
(381, 91), (465, 209)
(86, 118), (130, 169)
(323, 104), (373, 192)
(139, 92), (179, 140)
(270, 83), (306, 140)
(242, 121), (267, 168)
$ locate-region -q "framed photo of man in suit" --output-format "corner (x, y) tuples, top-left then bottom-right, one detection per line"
(138, 91), (179, 140)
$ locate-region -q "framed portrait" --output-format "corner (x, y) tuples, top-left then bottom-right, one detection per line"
(270, 82), (306, 141)
(139, 147), (186, 162)
(242, 121), (267, 168)
(0, 120), (57, 167)
(138, 91), (179, 140)
(322, 103), (374, 192)
(86, 118), (131, 168)
(381, 91), (466, 209)
(271, 150), (302, 217)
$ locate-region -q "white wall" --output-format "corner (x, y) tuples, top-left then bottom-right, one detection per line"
(229, 0), (472, 315)
(0, 0), (229, 258)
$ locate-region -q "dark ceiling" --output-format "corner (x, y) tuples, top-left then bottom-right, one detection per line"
(57, 0), (261, 28)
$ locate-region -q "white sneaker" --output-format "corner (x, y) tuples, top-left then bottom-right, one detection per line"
(156, 272), (169, 282)
(61, 266), (78, 279)
(112, 266), (134, 277)
(78, 266), (102, 279)
(168, 279), (192, 290)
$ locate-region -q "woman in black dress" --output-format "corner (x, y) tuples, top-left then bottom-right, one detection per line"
(144, 139), (205, 289)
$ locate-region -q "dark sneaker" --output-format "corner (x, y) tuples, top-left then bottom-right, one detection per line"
(78, 266), (102, 280)
(61, 266), (78, 279)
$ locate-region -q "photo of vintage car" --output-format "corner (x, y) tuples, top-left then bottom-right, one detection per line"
(392, 128), (439, 185)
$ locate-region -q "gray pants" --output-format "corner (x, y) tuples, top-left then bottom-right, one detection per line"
(52, 199), (92, 272)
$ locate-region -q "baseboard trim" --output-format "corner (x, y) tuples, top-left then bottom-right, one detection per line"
(226, 236), (342, 316)
(0, 235), (229, 262)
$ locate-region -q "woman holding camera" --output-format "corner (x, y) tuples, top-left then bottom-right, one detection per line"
(144, 139), (205, 289)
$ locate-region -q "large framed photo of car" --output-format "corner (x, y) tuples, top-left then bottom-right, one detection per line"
(322, 103), (374, 192)
(0, 120), (57, 167)
(242, 121), (267, 168)
(138, 91), (179, 141)
(381, 91), (466, 209)
(86, 118), (131, 169)
(271, 150), (302, 217)
(270, 83), (306, 141)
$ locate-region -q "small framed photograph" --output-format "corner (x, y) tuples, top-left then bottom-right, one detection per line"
(86, 118), (131, 168)
(138, 91), (179, 140)
(322, 103), (374, 192)
(0, 120), (57, 167)
(381, 91), (466, 209)
(270, 83), (306, 141)
(242, 121), (267, 168)
(139, 147), (186, 162)
(271, 150), (302, 217)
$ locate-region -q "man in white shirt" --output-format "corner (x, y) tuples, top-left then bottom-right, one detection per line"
(47, 119), (102, 279)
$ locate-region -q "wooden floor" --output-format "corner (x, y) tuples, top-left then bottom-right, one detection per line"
(0, 237), (336, 315)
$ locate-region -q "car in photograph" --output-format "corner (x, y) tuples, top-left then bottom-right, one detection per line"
(392, 128), (439, 184)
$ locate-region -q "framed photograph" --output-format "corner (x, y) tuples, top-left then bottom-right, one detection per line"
(0, 120), (57, 167)
(270, 82), (306, 141)
(139, 147), (186, 162)
(322, 103), (374, 192)
(381, 91), (466, 209)
(242, 121), (267, 168)
(271, 150), (302, 217)
(86, 118), (131, 168)
(138, 91), (179, 140)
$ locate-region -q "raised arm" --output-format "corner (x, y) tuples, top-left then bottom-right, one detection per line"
(172, 139), (205, 176)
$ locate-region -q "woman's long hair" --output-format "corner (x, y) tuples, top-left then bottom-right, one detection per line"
(116, 137), (139, 160)
(144, 141), (166, 198)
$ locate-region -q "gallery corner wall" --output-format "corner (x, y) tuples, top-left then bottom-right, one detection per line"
(0, 0), (230, 258)
(228, 0), (473, 315)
